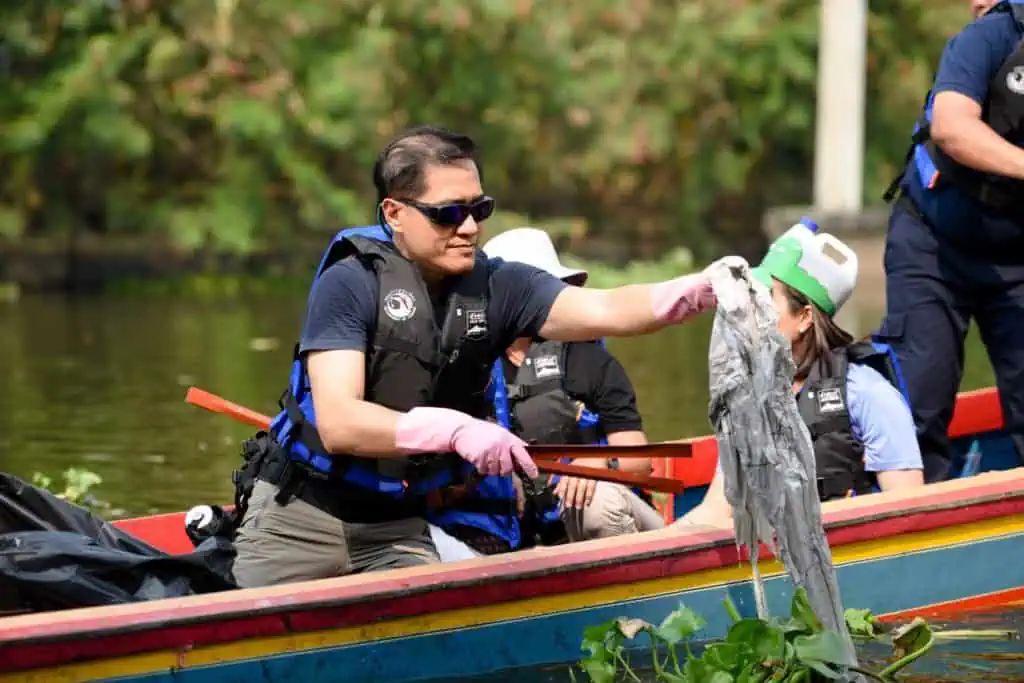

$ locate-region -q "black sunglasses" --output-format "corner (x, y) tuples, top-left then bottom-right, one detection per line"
(401, 196), (495, 228)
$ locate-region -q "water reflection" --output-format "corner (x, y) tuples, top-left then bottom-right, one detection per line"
(0, 294), (998, 515)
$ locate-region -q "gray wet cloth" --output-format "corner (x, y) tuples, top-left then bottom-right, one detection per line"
(706, 258), (858, 669)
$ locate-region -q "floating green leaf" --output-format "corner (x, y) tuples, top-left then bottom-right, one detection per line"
(844, 608), (884, 639)
(579, 656), (617, 683)
(880, 617), (936, 678)
(891, 618), (933, 660)
(656, 606), (706, 645)
(791, 632), (845, 679)
(790, 588), (823, 634)
(728, 620), (784, 662)
(573, 590), (949, 682)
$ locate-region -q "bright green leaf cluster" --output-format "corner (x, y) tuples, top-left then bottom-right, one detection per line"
(31, 466), (111, 514)
(575, 589), (939, 682)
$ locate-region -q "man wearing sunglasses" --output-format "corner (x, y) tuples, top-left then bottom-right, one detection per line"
(230, 125), (737, 588)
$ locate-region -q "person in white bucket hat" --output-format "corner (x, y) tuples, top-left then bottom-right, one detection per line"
(676, 221), (924, 530)
(426, 228), (666, 561)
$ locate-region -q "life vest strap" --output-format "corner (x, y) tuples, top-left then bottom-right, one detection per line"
(883, 116), (933, 203)
(279, 392), (463, 496)
(506, 382), (545, 401)
(281, 390), (329, 455)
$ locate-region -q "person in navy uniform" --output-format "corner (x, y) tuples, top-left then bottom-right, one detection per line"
(879, 0), (1024, 482)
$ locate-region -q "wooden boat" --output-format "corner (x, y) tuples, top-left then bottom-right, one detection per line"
(0, 387), (1021, 683)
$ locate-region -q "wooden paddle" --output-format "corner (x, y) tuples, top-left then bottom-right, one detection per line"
(183, 388), (692, 460)
(184, 387), (688, 494)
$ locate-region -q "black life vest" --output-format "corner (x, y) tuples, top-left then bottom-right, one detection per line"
(797, 341), (911, 501)
(504, 340), (604, 445)
(885, 1), (1024, 211)
(269, 234), (494, 498)
(504, 340), (623, 545)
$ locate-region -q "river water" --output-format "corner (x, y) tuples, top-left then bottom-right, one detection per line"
(0, 293), (998, 516)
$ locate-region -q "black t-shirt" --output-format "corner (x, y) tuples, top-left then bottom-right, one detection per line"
(299, 256), (568, 358)
(500, 340), (643, 434)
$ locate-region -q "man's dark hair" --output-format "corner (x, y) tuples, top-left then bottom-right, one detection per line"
(372, 126), (480, 204)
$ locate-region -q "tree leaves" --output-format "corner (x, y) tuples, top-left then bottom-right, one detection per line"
(0, 0), (969, 254)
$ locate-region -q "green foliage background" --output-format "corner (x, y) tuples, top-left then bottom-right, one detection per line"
(0, 0), (967, 260)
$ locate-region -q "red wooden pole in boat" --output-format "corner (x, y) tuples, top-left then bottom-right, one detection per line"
(185, 387), (271, 430)
(184, 387), (688, 494)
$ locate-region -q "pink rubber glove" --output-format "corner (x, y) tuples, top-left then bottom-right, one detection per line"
(395, 407), (538, 478)
(649, 273), (717, 324)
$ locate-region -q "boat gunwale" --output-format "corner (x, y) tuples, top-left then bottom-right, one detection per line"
(0, 471), (1021, 656)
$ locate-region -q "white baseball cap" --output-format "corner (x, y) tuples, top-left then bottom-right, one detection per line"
(482, 228), (588, 285)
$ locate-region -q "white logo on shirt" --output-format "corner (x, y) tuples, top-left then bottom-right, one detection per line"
(383, 289), (416, 322)
(465, 308), (488, 339)
(815, 387), (846, 414)
(1007, 66), (1024, 95)
(532, 354), (561, 380)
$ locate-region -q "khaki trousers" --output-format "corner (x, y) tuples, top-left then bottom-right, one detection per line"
(232, 480), (439, 588)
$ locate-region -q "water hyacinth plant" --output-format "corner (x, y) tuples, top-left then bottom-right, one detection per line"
(573, 588), (1016, 683)
(31, 467), (114, 516)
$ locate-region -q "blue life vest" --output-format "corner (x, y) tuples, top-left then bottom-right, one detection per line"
(886, 0), (1024, 215)
(268, 225), (494, 500)
(427, 341), (606, 548)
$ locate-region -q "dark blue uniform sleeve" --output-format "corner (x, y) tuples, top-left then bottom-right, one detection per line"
(486, 259), (569, 349)
(299, 259), (377, 355)
(933, 12), (1019, 104)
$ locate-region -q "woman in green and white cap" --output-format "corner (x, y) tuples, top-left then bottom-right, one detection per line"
(677, 221), (924, 528)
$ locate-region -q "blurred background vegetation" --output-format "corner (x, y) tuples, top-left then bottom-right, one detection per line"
(0, 0), (968, 287)
(1, 2), (1004, 517)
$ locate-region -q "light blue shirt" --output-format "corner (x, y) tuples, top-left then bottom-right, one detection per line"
(846, 363), (922, 472)
(712, 363), (923, 477)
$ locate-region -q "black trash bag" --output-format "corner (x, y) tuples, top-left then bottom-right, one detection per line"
(0, 473), (237, 615)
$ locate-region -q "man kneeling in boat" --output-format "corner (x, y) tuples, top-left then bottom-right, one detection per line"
(427, 228), (665, 561)
(227, 125), (741, 587)
(677, 222), (924, 529)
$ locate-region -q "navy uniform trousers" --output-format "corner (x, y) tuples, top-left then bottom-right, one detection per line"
(877, 198), (1024, 482)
